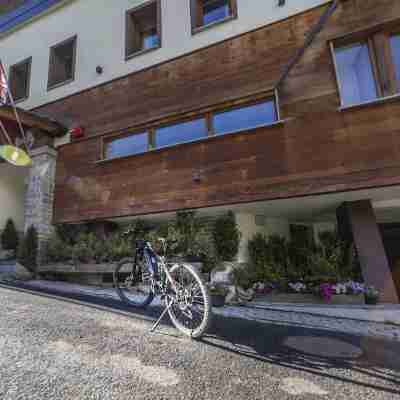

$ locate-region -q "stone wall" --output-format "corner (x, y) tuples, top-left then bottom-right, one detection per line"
(24, 146), (58, 262)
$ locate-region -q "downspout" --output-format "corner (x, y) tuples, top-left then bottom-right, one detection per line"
(275, 0), (341, 90)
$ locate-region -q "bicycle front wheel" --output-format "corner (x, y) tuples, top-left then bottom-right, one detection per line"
(166, 263), (212, 339)
(114, 258), (154, 308)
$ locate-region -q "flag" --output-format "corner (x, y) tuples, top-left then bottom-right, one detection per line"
(0, 62), (9, 105)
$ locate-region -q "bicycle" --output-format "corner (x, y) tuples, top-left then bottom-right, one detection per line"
(114, 238), (212, 338)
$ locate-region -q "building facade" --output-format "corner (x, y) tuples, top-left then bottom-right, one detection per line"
(1, 0), (400, 302)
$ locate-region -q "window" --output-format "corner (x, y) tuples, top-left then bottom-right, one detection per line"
(331, 27), (400, 107)
(9, 57), (31, 102)
(48, 36), (77, 90)
(334, 43), (378, 106)
(191, 0), (237, 33)
(213, 99), (277, 136)
(390, 34), (400, 90)
(155, 118), (208, 148)
(105, 131), (148, 159)
(126, 0), (161, 59)
(102, 94), (280, 161)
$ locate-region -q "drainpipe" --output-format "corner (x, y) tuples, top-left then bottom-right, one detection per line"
(275, 0), (341, 90)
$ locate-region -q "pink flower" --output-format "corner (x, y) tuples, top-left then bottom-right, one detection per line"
(320, 283), (334, 302)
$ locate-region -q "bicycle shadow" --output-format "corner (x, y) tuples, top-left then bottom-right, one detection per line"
(200, 312), (400, 395)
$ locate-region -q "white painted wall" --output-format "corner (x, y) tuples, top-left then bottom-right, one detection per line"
(0, 0), (329, 111)
(0, 163), (28, 232)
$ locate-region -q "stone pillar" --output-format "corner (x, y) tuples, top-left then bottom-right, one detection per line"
(24, 146), (57, 263)
(337, 200), (399, 304)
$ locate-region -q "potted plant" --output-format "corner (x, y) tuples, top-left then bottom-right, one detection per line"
(364, 286), (379, 305)
(208, 284), (228, 307)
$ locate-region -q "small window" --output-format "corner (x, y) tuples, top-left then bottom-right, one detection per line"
(106, 131), (149, 159)
(213, 99), (277, 136)
(126, 0), (161, 59)
(390, 34), (400, 89)
(155, 118), (208, 148)
(9, 57), (31, 102)
(191, 0), (237, 32)
(334, 42), (378, 107)
(48, 36), (77, 90)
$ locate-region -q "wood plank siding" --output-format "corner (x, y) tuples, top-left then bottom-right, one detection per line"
(33, 0), (400, 224)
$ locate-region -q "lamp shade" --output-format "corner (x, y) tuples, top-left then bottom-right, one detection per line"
(0, 145), (32, 167)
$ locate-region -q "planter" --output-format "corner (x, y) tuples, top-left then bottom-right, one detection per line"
(365, 295), (379, 305)
(211, 294), (226, 307)
(254, 292), (365, 305)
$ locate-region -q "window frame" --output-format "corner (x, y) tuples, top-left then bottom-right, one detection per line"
(103, 129), (150, 160)
(9, 56), (32, 103)
(190, 0), (238, 35)
(125, 0), (162, 61)
(100, 90), (281, 162)
(47, 35), (77, 91)
(330, 22), (400, 109)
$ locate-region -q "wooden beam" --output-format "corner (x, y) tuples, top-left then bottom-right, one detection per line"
(0, 105), (66, 137)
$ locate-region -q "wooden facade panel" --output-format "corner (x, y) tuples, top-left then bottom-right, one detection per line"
(37, 0), (400, 223)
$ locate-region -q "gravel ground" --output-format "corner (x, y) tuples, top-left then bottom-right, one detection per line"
(1, 286), (400, 400)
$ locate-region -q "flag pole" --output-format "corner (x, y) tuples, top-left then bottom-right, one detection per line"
(0, 118), (13, 145)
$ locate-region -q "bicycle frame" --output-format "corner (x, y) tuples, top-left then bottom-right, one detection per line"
(137, 241), (179, 296)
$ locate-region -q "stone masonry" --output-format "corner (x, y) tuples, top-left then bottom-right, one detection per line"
(24, 146), (57, 261)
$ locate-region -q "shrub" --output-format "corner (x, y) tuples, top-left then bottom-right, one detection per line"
(56, 224), (89, 246)
(213, 211), (241, 261)
(175, 211), (202, 258)
(1, 218), (19, 252)
(44, 234), (73, 264)
(18, 225), (38, 274)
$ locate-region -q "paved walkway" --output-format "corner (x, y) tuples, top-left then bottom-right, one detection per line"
(2, 286), (400, 400)
(2, 279), (400, 342)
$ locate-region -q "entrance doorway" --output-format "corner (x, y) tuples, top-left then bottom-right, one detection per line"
(380, 223), (400, 298)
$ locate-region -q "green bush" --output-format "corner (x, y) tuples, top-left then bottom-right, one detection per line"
(45, 234), (73, 264)
(1, 218), (19, 252)
(213, 211), (241, 261)
(18, 225), (38, 274)
(175, 211), (202, 258)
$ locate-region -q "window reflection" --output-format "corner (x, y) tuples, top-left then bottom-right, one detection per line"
(155, 118), (208, 148)
(390, 34), (400, 88)
(203, 0), (230, 25)
(335, 42), (378, 106)
(106, 131), (148, 159)
(213, 100), (277, 136)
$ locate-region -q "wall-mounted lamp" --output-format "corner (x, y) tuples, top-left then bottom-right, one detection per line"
(278, 0), (286, 6)
(96, 66), (103, 75)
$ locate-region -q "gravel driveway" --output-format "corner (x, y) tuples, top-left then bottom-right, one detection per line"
(1, 287), (400, 400)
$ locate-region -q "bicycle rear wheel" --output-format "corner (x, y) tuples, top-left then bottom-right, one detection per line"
(114, 258), (154, 308)
(166, 263), (212, 339)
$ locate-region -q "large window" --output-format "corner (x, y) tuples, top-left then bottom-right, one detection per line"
(332, 27), (400, 107)
(334, 43), (378, 106)
(48, 36), (77, 90)
(390, 34), (400, 90)
(9, 57), (31, 103)
(105, 131), (148, 159)
(155, 118), (208, 148)
(126, 0), (161, 59)
(191, 0), (237, 33)
(102, 94), (279, 161)
(213, 100), (277, 136)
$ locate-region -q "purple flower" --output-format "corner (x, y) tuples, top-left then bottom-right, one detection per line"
(320, 283), (334, 302)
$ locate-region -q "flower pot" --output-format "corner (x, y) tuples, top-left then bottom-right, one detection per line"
(365, 295), (379, 305)
(211, 294), (226, 307)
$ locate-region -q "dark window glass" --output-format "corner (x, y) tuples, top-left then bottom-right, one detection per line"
(155, 118), (208, 148)
(213, 100), (277, 135)
(203, 0), (230, 25)
(48, 36), (76, 89)
(9, 58), (31, 102)
(390, 34), (400, 86)
(126, 1), (160, 58)
(106, 132), (148, 159)
(334, 42), (378, 106)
